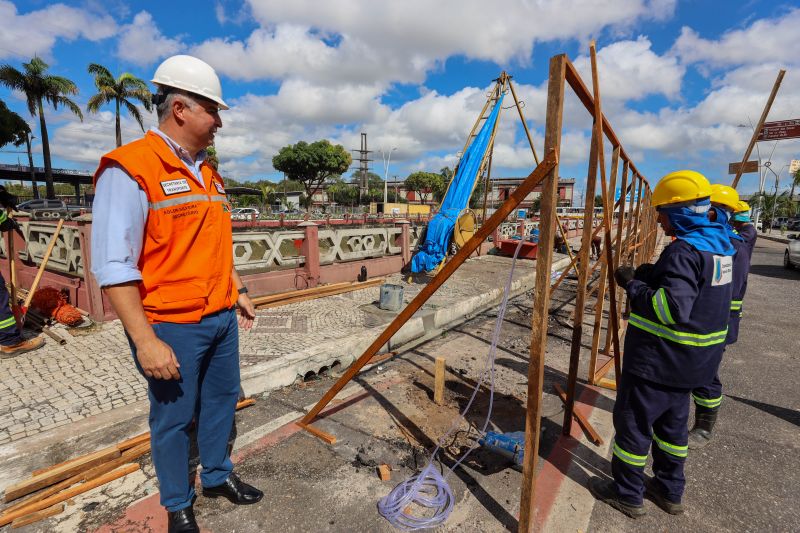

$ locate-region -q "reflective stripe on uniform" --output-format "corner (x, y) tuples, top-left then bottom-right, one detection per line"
(612, 441), (647, 467)
(653, 433), (688, 458)
(652, 287), (676, 325)
(692, 393), (722, 408)
(730, 300), (742, 311)
(149, 194), (229, 211)
(0, 316), (16, 330)
(629, 313), (728, 347)
(0, 211), (7, 224)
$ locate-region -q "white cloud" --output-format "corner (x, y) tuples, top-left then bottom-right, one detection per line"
(673, 8), (800, 67)
(115, 11), (184, 67)
(0, 1), (116, 60)
(572, 37), (684, 101)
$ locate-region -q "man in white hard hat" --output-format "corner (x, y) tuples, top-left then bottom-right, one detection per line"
(91, 55), (260, 533)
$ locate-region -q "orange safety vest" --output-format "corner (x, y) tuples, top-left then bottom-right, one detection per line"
(94, 131), (237, 323)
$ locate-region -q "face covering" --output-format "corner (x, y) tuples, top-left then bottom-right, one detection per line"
(711, 205), (744, 242)
(660, 198), (735, 255)
(733, 210), (751, 223)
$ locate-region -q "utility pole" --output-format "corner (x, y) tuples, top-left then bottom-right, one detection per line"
(351, 133), (372, 205)
(381, 147), (397, 204)
(25, 133), (39, 199)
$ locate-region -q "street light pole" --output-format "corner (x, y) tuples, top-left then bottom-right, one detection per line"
(381, 147), (397, 205)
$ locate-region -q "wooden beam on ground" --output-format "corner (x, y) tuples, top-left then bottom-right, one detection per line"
(295, 422), (337, 445)
(300, 149), (559, 439)
(3, 447), (121, 503)
(596, 377), (617, 391)
(434, 357), (446, 405)
(519, 53), (565, 533)
(553, 383), (602, 445)
(10, 503), (64, 529)
(255, 279), (384, 309)
(0, 464), (140, 527)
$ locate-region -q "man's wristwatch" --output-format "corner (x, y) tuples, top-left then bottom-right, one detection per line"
(238, 287), (249, 295)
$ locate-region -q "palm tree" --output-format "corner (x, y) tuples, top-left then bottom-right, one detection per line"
(86, 64), (152, 148)
(0, 57), (83, 199)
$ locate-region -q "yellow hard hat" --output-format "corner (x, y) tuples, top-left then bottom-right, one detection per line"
(735, 200), (750, 213)
(709, 184), (740, 211)
(651, 170), (712, 208)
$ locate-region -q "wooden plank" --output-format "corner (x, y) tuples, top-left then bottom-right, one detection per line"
(4, 447), (121, 503)
(596, 377), (617, 391)
(0, 464), (140, 527)
(235, 398), (256, 410)
(296, 422), (337, 445)
(250, 281), (356, 305)
(255, 279), (384, 309)
(4, 443), (150, 516)
(519, 53), (566, 533)
(301, 149), (559, 431)
(433, 357), (446, 405)
(731, 69), (785, 189)
(377, 464), (392, 481)
(10, 503), (64, 529)
(553, 383), (603, 445)
(115, 433), (150, 452)
(593, 355), (615, 383)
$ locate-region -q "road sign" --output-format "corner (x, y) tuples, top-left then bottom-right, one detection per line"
(728, 160), (759, 174)
(757, 119), (800, 141)
(790, 159), (800, 173)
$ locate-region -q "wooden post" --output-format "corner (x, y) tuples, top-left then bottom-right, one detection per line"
(396, 220), (411, 266)
(561, 125), (600, 435)
(731, 69), (785, 189)
(299, 221), (319, 288)
(518, 53), (565, 533)
(434, 357), (445, 405)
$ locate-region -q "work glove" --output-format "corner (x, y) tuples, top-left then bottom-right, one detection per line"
(614, 266), (635, 288)
(0, 217), (24, 240)
(634, 263), (655, 281)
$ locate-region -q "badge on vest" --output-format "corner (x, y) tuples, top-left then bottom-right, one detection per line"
(712, 255), (733, 286)
(214, 181), (226, 195)
(160, 178), (191, 196)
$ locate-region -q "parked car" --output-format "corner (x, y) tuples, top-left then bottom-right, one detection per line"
(785, 234), (800, 269)
(231, 207), (260, 221)
(787, 219), (800, 232)
(16, 198), (68, 211)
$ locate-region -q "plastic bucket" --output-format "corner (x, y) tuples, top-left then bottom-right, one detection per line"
(379, 284), (404, 311)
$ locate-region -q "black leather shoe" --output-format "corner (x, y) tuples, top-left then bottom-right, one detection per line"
(202, 473), (263, 505)
(168, 506), (199, 533)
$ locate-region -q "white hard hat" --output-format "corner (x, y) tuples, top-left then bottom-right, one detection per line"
(152, 55), (228, 110)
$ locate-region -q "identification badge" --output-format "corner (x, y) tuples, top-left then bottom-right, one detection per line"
(214, 181), (226, 195)
(160, 178), (191, 196)
(711, 255), (733, 286)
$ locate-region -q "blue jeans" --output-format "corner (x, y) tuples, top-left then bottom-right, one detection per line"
(129, 308), (240, 511)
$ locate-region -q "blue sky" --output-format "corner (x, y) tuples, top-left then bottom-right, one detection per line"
(1, 0), (799, 201)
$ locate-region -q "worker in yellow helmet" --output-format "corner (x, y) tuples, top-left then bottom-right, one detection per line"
(687, 185), (750, 448)
(732, 200), (757, 256)
(589, 170), (734, 517)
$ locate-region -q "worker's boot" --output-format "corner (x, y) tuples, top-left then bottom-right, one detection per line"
(0, 336), (44, 358)
(588, 477), (646, 518)
(645, 477), (685, 515)
(688, 405), (718, 449)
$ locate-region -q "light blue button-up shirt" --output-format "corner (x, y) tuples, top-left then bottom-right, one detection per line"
(90, 128), (209, 287)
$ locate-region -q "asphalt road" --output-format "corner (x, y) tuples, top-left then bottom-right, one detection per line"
(588, 237), (800, 532)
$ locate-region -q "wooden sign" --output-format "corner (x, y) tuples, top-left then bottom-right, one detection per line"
(757, 119), (800, 141)
(728, 160), (759, 174)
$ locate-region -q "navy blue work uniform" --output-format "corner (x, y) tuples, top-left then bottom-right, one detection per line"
(0, 211), (23, 346)
(737, 224), (757, 257)
(691, 234), (750, 409)
(613, 239), (732, 505)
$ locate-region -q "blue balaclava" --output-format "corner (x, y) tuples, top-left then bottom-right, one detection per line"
(659, 197), (735, 255)
(711, 205), (744, 242)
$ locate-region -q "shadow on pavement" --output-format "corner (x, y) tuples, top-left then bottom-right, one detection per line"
(726, 394), (800, 428)
(748, 262), (800, 280)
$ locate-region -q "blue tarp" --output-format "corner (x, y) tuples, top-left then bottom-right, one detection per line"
(411, 93), (505, 273)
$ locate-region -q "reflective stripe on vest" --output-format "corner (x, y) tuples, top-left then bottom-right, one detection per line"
(653, 433), (688, 458)
(629, 313), (728, 347)
(651, 287), (676, 325)
(612, 441), (647, 467)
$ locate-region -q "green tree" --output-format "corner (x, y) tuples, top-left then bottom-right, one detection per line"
(752, 190), (796, 229)
(329, 176), (359, 207)
(86, 64), (152, 148)
(405, 171), (444, 204)
(0, 57), (83, 198)
(272, 140), (352, 209)
(206, 146), (220, 170)
(594, 194), (604, 207)
(790, 169), (800, 202)
(0, 99), (29, 147)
